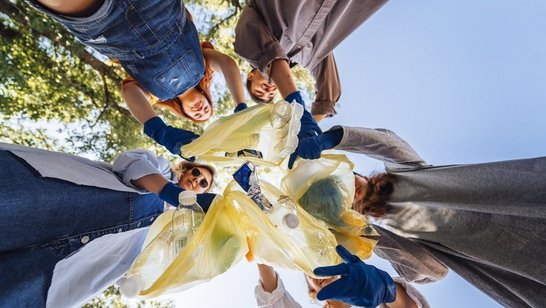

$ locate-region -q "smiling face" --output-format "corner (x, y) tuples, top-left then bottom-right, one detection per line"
(247, 69), (277, 102)
(179, 88), (212, 121)
(306, 276), (351, 308)
(177, 166), (213, 193)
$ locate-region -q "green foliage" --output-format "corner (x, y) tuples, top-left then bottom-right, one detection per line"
(0, 0), (314, 304)
(82, 285), (173, 308)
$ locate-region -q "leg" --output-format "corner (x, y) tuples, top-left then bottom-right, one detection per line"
(0, 150), (163, 304)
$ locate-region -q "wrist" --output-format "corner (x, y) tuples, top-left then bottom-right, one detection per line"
(284, 91), (305, 106)
(158, 182), (184, 206)
(234, 102), (248, 113)
(143, 116), (166, 138)
(317, 129), (343, 150)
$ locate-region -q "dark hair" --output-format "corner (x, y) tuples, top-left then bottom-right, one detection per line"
(246, 68), (274, 104)
(353, 173), (397, 218)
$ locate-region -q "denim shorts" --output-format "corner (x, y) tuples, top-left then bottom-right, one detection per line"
(28, 0), (205, 100)
(0, 151), (164, 306)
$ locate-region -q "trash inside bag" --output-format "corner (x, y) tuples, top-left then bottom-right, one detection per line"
(122, 180), (343, 298)
(181, 101), (303, 166)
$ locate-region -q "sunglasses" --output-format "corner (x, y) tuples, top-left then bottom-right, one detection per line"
(189, 168), (210, 189)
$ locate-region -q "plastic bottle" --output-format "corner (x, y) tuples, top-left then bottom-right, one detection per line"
(119, 191), (204, 298)
(171, 191), (205, 259)
(268, 195), (300, 230)
(119, 230), (172, 298)
(233, 163), (299, 229)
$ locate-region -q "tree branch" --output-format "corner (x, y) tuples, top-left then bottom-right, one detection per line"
(0, 0), (120, 86)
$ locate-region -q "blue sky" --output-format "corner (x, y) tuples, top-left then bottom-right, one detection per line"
(167, 1), (546, 307)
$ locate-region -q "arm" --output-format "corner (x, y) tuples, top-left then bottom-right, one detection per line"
(234, 6), (288, 81)
(202, 48), (246, 106)
(381, 278), (430, 308)
(121, 82), (157, 124)
(373, 225), (449, 284)
(112, 149), (216, 209)
(310, 53), (341, 123)
(254, 264), (302, 308)
(257, 264), (278, 293)
(334, 126), (427, 166)
(112, 149), (174, 190)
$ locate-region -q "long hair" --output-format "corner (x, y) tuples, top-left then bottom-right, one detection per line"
(173, 161), (216, 192)
(353, 173), (397, 218)
(155, 84), (213, 124)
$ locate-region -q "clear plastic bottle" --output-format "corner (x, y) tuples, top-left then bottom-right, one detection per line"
(119, 230), (172, 298)
(269, 195), (300, 230)
(270, 101), (292, 128)
(171, 190), (205, 259)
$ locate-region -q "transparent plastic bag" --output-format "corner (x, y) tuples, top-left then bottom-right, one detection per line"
(123, 180), (341, 298)
(181, 101), (303, 166)
(278, 153), (378, 259)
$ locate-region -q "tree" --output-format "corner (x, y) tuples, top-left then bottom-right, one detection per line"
(0, 0), (313, 304)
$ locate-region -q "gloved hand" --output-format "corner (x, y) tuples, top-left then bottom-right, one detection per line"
(158, 182), (184, 206)
(314, 245), (397, 308)
(234, 102), (248, 113)
(287, 128), (343, 169)
(143, 117), (198, 159)
(284, 91), (322, 136)
(159, 182), (216, 211)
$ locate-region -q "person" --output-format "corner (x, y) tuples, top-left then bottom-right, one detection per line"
(289, 126), (546, 307)
(28, 0), (246, 155)
(255, 246), (428, 308)
(0, 142), (217, 307)
(234, 0), (388, 122)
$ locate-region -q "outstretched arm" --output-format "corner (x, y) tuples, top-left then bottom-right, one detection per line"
(121, 82), (157, 124)
(257, 264), (278, 293)
(203, 48), (246, 107)
(333, 126), (427, 166)
(254, 264), (302, 308)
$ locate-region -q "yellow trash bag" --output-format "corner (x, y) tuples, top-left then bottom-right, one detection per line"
(181, 101), (303, 166)
(277, 153), (378, 259)
(121, 181), (340, 298)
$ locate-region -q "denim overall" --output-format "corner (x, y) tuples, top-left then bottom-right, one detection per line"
(28, 0), (205, 100)
(0, 151), (164, 306)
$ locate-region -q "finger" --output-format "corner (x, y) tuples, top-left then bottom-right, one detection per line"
(313, 263), (349, 277)
(315, 279), (348, 301)
(287, 153), (297, 169)
(336, 245), (360, 264)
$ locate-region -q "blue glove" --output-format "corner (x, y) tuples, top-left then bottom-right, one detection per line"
(234, 103), (248, 113)
(314, 245), (397, 308)
(159, 182), (216, 211)
(158, 182), (184, 206)
(287, 128), (343, 169)
(143, 117), (198, 159)
(284, 91), (322, 137)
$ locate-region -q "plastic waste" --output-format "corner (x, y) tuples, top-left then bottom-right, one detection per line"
(181, 101), (303, 166)
(119, 191), (204, 298)
(171, 191), (205, 258)
(233, 162), (299, 229)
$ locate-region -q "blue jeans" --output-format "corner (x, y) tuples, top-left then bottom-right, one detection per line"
(0, 151), (164, 307)
(28, 0), (205, 100)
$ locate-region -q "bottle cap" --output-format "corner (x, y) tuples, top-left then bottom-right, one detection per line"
(119, 274), (144, 298)
(283, 213), (299, 229)
(179, 190), (197, 206)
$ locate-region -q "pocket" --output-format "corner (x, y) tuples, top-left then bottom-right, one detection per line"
(154, 50), (204, 96)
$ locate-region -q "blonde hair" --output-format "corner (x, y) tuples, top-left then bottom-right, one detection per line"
(173, 161), (216, 192)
